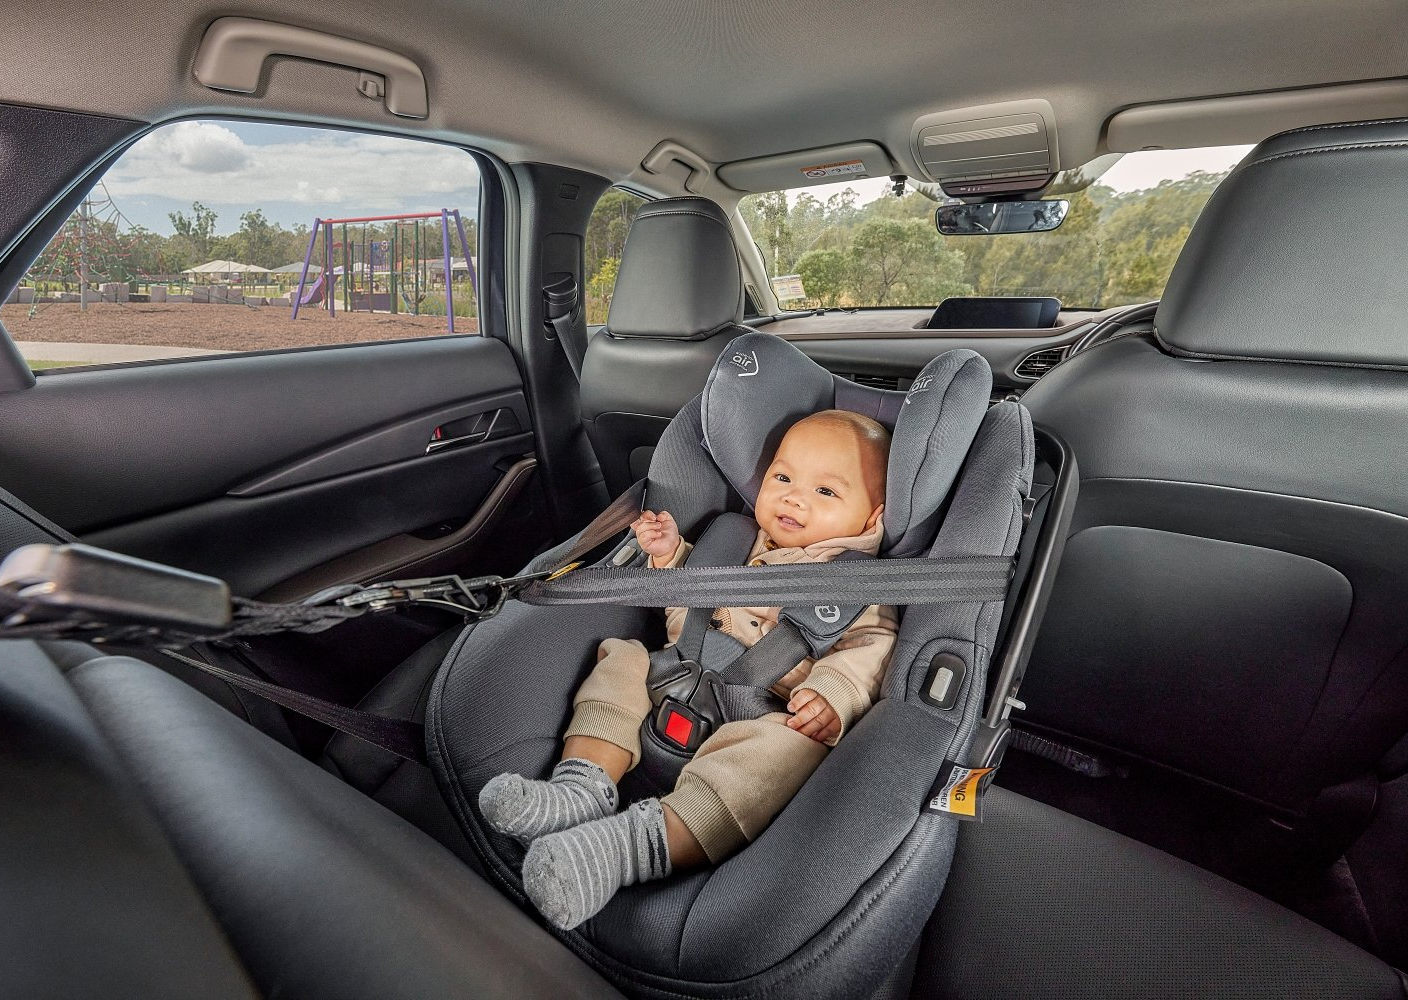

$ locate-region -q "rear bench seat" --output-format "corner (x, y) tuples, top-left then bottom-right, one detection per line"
(2, 635), (1401, 998)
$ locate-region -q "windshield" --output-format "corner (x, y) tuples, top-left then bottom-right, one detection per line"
(738, 145), (1251, 311)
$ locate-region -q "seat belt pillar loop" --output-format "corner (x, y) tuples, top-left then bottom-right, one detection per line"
(543, 274), (584, 380)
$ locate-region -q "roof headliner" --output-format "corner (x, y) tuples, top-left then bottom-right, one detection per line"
(3, 0), (1406, 192)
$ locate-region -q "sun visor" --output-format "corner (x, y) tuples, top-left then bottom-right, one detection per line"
(1106, 79), (1408, 152)
(717, 142), (896, 193)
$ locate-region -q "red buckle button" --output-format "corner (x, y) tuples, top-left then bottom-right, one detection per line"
(663, 709), (694, 747)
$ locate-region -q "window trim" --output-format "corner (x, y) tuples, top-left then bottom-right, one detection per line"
(6, 112), (504, 378)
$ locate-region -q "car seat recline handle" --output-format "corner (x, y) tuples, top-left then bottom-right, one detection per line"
(193, 17), (429, 120)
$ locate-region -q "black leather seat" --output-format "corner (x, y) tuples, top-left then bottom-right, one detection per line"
(580, 196), (754, 495)
(5, 629), (1399, 998)
(925, 788), (1407, 999)
(0, 637), (624, 999)
(1018, 120), (1408, 895)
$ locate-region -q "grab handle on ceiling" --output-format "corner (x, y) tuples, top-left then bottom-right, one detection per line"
(193, 17), (429, 119)
(641, 141), (712, 194)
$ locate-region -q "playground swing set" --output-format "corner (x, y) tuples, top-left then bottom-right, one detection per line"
(291, 208), (477, 334)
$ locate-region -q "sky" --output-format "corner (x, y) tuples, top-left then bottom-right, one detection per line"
(100, 121), (481, 235)
(785, 143), (1256, 207)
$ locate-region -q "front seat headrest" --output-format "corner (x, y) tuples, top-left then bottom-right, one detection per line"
(605, 196), (745, 340)
(1156, 118), (1408, 369)
(700, 332), (992, 557)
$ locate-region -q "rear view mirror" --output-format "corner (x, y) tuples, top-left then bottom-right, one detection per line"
(936, 199), (1070, 235)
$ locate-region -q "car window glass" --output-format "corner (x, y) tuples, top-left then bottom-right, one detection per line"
(738, 145), (1252, 311)
(7, 120), (482, 373)
(584, 188), (645, 325)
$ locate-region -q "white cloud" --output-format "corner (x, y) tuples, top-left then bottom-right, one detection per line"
(104, 122), (480, 226)
(124, 121), (252, 174)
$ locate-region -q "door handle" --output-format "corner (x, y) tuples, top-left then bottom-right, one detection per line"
(194, 17), (429, 119)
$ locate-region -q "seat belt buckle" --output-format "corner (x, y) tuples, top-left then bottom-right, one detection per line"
(653, 698), (711, 753)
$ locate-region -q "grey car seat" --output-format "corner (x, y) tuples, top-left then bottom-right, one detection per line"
(430, 329), (1020, 998)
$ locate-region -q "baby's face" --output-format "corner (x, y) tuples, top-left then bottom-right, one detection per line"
(754, 419), (886, 548)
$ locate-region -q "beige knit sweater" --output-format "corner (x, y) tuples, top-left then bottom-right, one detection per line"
(653, 523), (899, 743)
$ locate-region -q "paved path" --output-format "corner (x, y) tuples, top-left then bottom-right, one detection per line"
(15, 341), (230, 364)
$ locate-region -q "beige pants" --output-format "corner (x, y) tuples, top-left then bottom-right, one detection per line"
(564, 637), (828, 862)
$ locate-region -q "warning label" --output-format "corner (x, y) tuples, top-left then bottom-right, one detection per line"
(800, 159), (867, 180)
(926, 764), (995, 820)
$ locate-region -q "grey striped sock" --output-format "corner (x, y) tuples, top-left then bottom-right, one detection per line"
(522, 798), (671, 930)
(478, 758), (618, 843)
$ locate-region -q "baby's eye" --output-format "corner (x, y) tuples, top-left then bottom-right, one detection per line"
(816, 487), (837, 498)
(774, 473), (790, 483)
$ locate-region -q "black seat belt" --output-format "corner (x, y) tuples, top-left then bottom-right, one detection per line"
(0, 480), (1011, 765)
(160, 648), (427, 764)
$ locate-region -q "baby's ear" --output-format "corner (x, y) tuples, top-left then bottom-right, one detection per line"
(865, 503), (885, 532)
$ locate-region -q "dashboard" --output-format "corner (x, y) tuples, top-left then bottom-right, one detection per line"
(756, 305), (1121, 397)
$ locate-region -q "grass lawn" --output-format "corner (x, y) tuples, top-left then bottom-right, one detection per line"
(27, 360), (82, 369)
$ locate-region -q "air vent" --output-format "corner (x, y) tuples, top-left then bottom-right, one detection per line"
(1014, 346), (1069, 381)
(838, 372), (902, 392)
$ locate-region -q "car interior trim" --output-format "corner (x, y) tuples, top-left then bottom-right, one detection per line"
(257, 455), (539, 602)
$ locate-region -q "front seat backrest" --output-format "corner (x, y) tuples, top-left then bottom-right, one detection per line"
(579, 196), (751, 494)
(1020, 118), (1408, 822)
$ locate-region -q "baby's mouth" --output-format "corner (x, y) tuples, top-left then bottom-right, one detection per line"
(775, 515), (804, 530)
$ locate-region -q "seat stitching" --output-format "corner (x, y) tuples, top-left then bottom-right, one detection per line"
(1280, 116), (1408, 137)
(1245, 140), (1408, 168)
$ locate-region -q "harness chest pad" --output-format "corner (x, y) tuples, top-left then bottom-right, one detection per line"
(425, 333), (1034, 999)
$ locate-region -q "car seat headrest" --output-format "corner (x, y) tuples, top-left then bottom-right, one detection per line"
(700, 332), (992, 557)
(606, 197), (745, 340)
(1157, 117), (1408, 369)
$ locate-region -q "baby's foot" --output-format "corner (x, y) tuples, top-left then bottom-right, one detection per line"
(522, 798), (671, 930)
(478, 758), (618, 843)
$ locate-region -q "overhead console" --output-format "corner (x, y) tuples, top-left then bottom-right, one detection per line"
(910, 99), (1059, 198)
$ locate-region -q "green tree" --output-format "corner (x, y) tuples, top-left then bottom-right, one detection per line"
(233, 209), (280, 267)
(739, 191), (794, 276)
(585, 190), (641, 293)
(845, 219), (969, 306)
(795, 249), (847, 307)
(585, 255), (620, 324)
(168, 201), (219, 261)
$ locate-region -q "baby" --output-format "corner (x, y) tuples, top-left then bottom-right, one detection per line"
(480, 409), (898, 929)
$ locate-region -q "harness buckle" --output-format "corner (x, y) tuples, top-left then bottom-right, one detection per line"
(654, 698), (712, 753)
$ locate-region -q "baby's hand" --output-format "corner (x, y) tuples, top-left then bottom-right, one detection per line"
(633, 509), (681, 565)
(786, 689), (840, 744)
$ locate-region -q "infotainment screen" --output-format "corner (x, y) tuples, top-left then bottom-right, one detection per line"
(926, 296), (1062, 330)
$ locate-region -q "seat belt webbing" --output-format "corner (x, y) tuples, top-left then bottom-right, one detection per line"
(160, 649), (427, 765)
(527, 555), (1013, 609)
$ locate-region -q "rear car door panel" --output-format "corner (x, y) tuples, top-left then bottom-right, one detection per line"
(0, 336), (536, 596)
